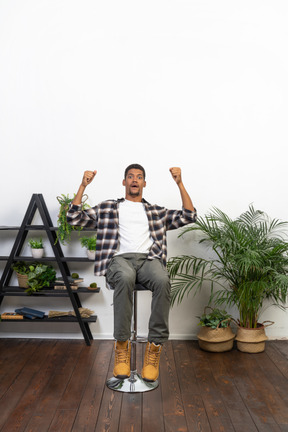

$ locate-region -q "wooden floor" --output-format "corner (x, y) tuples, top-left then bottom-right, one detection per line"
(0, 339), (288, 432)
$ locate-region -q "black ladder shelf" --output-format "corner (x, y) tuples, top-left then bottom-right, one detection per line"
(0, 193), (99, 346)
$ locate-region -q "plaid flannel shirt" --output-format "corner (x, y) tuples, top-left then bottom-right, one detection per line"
(67, 198), (197, 276)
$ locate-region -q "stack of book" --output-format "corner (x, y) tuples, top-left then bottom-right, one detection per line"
(54, 276), (84, 291)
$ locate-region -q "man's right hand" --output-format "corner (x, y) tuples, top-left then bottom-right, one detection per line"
(72, 170), (97, 206)
(81, 170), (97, 187)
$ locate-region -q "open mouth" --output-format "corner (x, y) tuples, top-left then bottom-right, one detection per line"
(130, 184), (139, 194)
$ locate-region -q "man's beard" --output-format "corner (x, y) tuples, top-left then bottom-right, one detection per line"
(129, 187), (140, 196)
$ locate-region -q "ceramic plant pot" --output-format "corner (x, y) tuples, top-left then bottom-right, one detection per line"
(31, 248), (44, 259)
(87, 250), (96, 260)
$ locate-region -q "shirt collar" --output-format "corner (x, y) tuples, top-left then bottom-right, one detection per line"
(116, 197), (151, 205)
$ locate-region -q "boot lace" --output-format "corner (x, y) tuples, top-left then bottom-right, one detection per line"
(145, 348), (161, 367)
(115, 347), (129, 365)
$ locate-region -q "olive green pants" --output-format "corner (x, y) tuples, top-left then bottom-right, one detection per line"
(106, 253), (171, 344)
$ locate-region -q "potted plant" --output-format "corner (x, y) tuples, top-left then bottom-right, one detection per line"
(28, 238), (44, 258)
(80, 236), (97, 260)
(168, 205), (288, 353)
(12, 261), (56, 295)
(55, 194), (90, 245)
(11, 261), (31, 288)
(197, 307), (235, 352)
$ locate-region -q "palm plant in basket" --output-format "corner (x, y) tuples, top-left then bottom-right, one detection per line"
(168, 205), (288, 352)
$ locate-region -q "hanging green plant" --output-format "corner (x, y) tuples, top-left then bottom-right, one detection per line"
(55, 194), (90, 245)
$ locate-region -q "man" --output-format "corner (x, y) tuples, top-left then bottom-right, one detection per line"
(67, 164), (197, 382)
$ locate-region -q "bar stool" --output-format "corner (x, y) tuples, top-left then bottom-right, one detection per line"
(106, 284), (159, 393)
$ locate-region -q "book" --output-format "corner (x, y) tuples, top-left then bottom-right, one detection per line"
(54, 285), (78, 291)
(1, 312), (24, 320)
(15, 307), (45, 319)
(55, 276), (84, 284)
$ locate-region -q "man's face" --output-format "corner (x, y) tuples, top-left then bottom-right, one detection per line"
(123, 169), (146, 201)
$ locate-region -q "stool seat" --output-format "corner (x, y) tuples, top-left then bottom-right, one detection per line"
(135, 283), (147, 290)
(106, 285), (159, 393)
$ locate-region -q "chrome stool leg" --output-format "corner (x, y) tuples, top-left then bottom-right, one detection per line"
(106, 289), (159, 393)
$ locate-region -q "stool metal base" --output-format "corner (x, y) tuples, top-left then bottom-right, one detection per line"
(106, 370), (159, 393)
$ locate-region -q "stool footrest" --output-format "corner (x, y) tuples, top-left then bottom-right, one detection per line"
(131, 337), (147, 344)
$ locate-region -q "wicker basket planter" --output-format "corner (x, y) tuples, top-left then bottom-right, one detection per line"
(235, 322), (273, 353)
(16, 273), (29, 288)
(197, 325), (235, 352)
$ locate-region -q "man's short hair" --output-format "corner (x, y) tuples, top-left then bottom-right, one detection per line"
(124, 164), (146, 179)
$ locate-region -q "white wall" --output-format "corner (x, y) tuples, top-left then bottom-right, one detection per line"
(0, 0), (288, 340)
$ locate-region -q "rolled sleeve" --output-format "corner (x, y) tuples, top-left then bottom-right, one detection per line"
(166, 207), (197, 230)
(182, 207), (197, 223)
(66, 204), (98, 229)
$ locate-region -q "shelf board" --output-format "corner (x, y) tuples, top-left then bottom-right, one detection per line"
(0, 226), (96, 231)
(0, 226), (21, 230)
(0, 286), (100, 296)
(0, 256), (94, 262)
(0, 315), (97, 323)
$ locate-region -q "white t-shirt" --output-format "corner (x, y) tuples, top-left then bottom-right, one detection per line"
(115, 199), (153, 255)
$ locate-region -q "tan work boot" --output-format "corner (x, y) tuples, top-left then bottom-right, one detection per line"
(141, 342), (162, 382)
(113, 340), (131, 379)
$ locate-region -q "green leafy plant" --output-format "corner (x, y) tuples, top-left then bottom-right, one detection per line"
(168, 205), (288, 329)
(12, 261), (56, 295)
(80, 236), (97, 251)
(26, 264), (56, 295)
(55, 194), (90, 245)
(12, 261), (30, 275)
(198, 307), (232, 329)
(28, 238), (43, 249)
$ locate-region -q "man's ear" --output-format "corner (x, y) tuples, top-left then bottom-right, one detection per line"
(144, 181), (146, 188)
(122, 179), (126, 186)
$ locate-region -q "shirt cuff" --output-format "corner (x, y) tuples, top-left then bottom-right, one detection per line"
(182, 207), (197, 221)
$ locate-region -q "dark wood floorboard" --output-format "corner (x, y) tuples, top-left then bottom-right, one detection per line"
(0, 339), (288, 432)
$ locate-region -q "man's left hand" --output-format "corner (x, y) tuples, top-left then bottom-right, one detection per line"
(169, 167), (182, 185)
